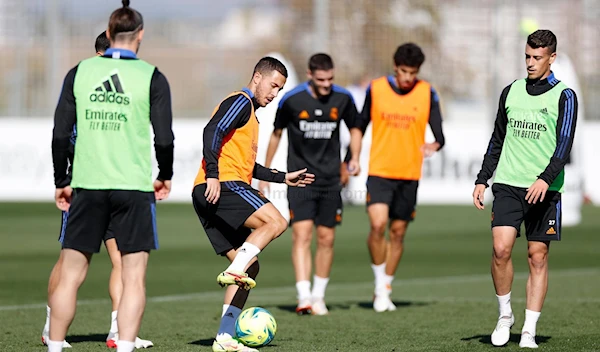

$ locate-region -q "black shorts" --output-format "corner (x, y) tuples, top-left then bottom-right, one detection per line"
(192, 181), (270, 256)
(366, 176), (419, 221)
(61, 189), (158, 253)
(59, 211), (115, 244)
(287, 185), (343, 228)
(491, 183), (562, 241)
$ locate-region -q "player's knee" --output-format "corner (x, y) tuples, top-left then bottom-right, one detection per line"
(317, 231), (335, 248)
(246, 260), (260, 279)
(527, 251), (548, 270)
(369, 222), (387, 237)
(492, 244), (512, 262)
(271, 216), (288, 238)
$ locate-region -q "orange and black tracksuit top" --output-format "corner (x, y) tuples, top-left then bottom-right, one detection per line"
(355, 76), (445, 181)
(194, 87), (286, 186)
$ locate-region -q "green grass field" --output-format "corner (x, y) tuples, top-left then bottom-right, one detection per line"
(0, 203), (599, 351)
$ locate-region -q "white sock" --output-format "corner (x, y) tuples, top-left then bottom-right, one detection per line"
(296, 280), (311, 301)
(522, 309), (541, 336)
(44, 305), (51, 333)
(383, 274), (394, 291)
(116, 340), (135, 352)
(311, 276), (329, 300)
(47, 339), (64, 352)
(496, 292), (513, 318)
(226, 243), (261, 273)
(217, 305), (242, 337)
(110, 310), (118, 333)
(371, 263), (386, 292)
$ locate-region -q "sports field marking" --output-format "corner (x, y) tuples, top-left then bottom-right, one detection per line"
(1, 267), (597, 312)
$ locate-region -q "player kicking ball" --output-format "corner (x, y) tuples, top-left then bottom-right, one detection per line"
(192, 57), (314, 352)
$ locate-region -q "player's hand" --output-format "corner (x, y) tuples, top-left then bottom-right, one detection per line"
(205, 178), (221, 204)
(55, 186), (73, 211)
(340, 162), (349, 187)
(348, 158), (361, 176)
(285, 168), (315, 187)
(258, 180), (270, 194)
(472, 184), (486, 210)
(420, 142), (440, 158)
(525, 179), (549, 204)
(154, 179), (172, 201)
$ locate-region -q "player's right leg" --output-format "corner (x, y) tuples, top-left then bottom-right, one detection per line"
(291, 220), (314, 314)
(193, 181), (287, 290)
(287, 186), (318, 315)
(489, 183), (524, 347)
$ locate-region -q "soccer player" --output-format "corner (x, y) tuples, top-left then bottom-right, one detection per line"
(41, 30), (153, 350)
(192, 57), (314, 352)
(355, 43), (445, 312)
(259, 53), (362, 315)
(48, 1), (174, 351)
(473, 29), (578, 348)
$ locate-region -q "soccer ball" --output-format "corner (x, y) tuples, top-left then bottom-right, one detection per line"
(235, 307), (277, 347)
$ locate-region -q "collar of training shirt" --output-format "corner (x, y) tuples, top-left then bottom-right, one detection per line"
(102, 48), (138, 59)
(526, 71), (557, 96)
(241, 87), (261, 110)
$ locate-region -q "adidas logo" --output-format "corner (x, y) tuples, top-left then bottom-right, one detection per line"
(225, 312), (234, 318)
(540, 107), (548, 114)
(89, 73), (130, 105)
(546, 227), (556, 235)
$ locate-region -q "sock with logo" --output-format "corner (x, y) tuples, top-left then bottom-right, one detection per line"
(217, 304), (242, 337)
(226, 242), (261, 273)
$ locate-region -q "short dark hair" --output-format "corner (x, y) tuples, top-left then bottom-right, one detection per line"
(253, 57), (288, 78)
(308, 53), (334, 72)
(527, 29), (557, 53)
(95, 31), (110, 53)
(393, 43), (425, 68)
(108, 0), (144, 42)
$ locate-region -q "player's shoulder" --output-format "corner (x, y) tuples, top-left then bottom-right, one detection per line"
(331, 84), (355, 103)
(278, 82), (310, 108)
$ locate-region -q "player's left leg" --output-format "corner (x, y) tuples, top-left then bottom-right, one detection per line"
(519, 240), (550, 349)
(310, 188), (343, 315)
(104, 237), (153, 349)
(377, 180), (418, 312)
(48, 249), (93, 351)
(519, 191), (561, 349)
(213, 249), (260, 352)
(42, 212), (72, 348)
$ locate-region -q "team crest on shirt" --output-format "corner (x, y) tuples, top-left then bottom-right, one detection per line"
(330, 107), (339, 120)
(299, 110), (309, 119)
(315, 109), (323, 116)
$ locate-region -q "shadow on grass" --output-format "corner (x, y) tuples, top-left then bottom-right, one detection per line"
(461, 333), (551, 346)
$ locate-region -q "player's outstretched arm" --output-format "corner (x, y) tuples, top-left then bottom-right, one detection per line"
(285, 168), (315, 187)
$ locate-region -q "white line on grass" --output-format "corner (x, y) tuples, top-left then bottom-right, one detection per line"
(0, 267), (598, 312)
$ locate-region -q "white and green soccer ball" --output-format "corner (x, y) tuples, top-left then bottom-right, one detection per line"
(235, 307), (277, 347)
